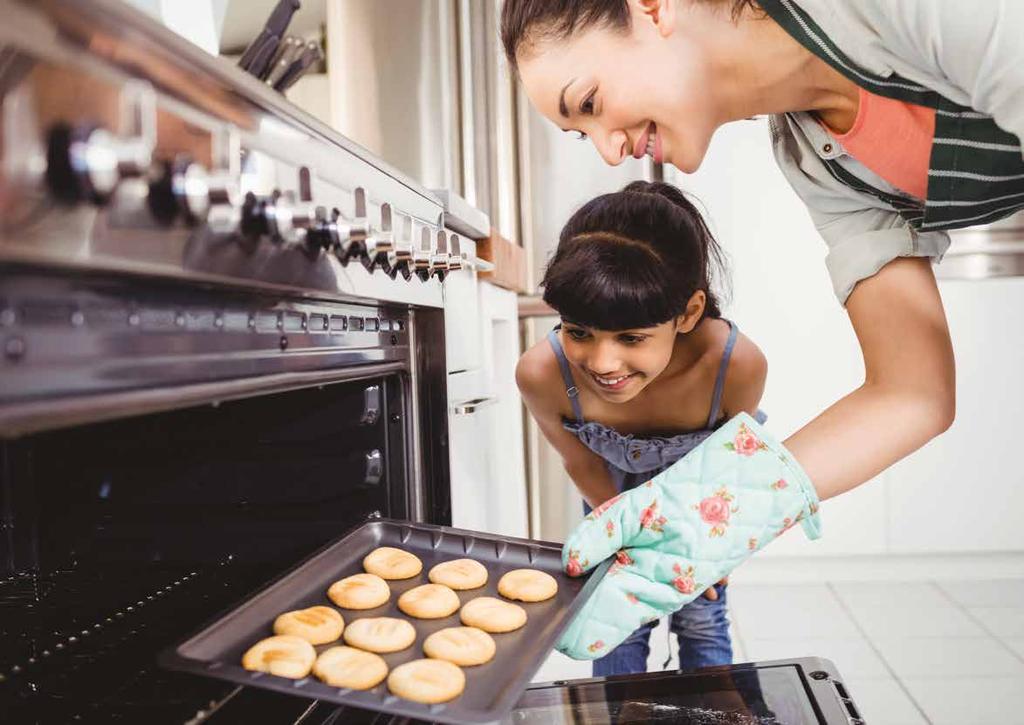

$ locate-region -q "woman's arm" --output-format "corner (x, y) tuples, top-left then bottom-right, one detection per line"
(516, 346), (620, 509)
(784, 257), (956, 501)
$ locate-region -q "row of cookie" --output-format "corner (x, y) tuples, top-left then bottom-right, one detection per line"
(242, 627), (488, 703)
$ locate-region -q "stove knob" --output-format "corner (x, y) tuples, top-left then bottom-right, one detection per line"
(240, 191), (271, 240)
(431, 229), (450, 282)
(333, 187), (371, 264)
(305, 205), (337, 252)
(45, 81), (156, 205)
(447, 233), (465, 272)
(412, 227), (434, 281)
(386, 213), (415, 280)
(364, 203), (395, 273)
(265, 190), (297, 243)
(147, 155), (212, 226)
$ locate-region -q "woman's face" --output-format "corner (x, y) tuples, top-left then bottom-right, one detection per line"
(517, 1), (727, 173)
(560, 319), (681, 403)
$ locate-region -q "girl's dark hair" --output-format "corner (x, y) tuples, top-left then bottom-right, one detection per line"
(501, 0), (759, 67)
(541, 181), (727, 331)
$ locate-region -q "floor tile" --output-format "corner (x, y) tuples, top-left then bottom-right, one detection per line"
(744, 636), (890, 679)
(841, 678), (929, 725)
(871, 637), (1024, 678)
(902, 677), (1024, 725)
(846, 604), (987, 639)
(730, 586), (860, 638)
(1007, 638), (1024, 660)
(967, 606), (1024, 637)
(831, 581), (949, 611)
(937, 578), (1024, 608)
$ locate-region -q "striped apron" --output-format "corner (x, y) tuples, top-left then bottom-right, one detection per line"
(759, 0), (1024, 232)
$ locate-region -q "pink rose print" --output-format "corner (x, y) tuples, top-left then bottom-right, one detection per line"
(725, 423), (767, 457)
(692, 487), (739, 538)
(615, 549), (634, 566)
(626, 593), (639, 605)
(639, 499), (667, 534)
(586, 493), (624, 521)
(587, 640), (605, 654)
(770, 479), (788, 491)
(671, 562), (699, 595)
(748, 537), (758, 551)
(565, 549), (587, 577)
(606, 519), (615, 538)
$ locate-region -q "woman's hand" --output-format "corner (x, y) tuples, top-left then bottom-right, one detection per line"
(784, 257), (955, 501)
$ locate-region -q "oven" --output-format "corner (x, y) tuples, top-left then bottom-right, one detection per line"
(0, 0), (452, 720)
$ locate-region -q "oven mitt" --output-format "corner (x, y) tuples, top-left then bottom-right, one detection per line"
(557, 412), (822, 660)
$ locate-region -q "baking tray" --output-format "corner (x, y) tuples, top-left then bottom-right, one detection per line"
(160, 517), (611, 724)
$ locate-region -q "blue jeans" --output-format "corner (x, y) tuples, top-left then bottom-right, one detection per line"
(592, 582), (732, 676)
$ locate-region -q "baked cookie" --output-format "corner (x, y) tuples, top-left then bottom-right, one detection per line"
(387, 658), (466, 704)
(342, 617), (416, 653)
(497, 569), (558, 602)
(241, 635), (316, 679)
(459, 596), (527, 633)
(273, 605), (344, 645)
(423, 626), (496, 666)
(428, 559), (488, 590)
(313, 646), (388, 690)
(327, 573), (390, 610)
(363, 546), (423, 580)
(397, 583), (461, 619)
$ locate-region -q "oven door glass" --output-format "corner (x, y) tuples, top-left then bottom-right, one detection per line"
(504, 664), (837, 725)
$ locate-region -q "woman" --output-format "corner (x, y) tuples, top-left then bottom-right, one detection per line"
(500, 0), (1023, 659)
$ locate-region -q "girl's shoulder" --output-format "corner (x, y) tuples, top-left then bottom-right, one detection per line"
(718, 324), (768, 416)
(515, 335), (573, 415)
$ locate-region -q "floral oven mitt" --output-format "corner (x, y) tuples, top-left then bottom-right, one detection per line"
(558, 413), (822, 660)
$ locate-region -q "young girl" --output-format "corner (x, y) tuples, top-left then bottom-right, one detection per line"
(516, 181), (767, 675)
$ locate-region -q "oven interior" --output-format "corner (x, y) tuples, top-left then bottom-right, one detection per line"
(1, 375), (411, 722)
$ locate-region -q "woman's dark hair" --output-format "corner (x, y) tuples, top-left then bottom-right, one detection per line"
(501, 0), (759, 67)
(541, 181), (727, 331)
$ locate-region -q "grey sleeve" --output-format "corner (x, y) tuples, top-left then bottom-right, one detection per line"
(768, 115), (950, 305)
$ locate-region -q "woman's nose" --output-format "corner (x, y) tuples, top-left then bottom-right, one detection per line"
(593, 129), (629, 166)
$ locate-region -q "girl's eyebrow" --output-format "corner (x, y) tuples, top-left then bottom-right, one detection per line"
(559, 77), (578, 118)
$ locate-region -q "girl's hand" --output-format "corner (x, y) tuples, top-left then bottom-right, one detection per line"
(702, 576), (729, 601)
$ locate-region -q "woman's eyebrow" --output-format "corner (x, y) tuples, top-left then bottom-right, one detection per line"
(559, 77), (578, 118)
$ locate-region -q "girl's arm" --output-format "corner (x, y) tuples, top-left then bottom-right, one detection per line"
(719, 331), (768, 420)
(784, 257), (956, 502)
(516, 347), (620, 509)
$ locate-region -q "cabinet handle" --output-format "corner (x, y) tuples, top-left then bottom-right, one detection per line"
(451, 396), (496, 415)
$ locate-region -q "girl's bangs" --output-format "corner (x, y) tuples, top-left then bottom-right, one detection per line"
(542, 244), (684, 330)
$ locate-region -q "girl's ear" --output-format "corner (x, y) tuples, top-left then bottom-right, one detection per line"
(628, 0), (677, 37)
(675, 290), (706, 333)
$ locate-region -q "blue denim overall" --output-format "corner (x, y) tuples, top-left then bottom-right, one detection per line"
(548, 321), (765, 675)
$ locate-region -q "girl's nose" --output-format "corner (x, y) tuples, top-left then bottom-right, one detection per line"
(587, 342), (623, 376)
(593, 128), (629, 166)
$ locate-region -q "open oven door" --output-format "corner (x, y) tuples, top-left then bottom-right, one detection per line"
(506, 657), (863, 725)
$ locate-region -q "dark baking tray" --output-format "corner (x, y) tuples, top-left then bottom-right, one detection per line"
(160, 517), (611, 724)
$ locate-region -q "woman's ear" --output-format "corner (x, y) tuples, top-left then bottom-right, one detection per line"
(628, 0), (677, 37)
(675, 290), (706, 333)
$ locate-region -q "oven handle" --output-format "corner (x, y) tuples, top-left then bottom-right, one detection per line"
(451, 396), (497, 416)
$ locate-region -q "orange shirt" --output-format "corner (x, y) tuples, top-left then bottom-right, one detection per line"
(825, 86), (936, 201)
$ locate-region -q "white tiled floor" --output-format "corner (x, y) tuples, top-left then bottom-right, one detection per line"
(534, 558), (1024, 725)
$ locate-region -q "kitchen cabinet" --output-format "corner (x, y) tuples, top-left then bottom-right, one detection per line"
(448, 280), (528, 537)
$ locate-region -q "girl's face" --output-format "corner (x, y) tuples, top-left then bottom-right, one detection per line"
(517, 0), (728, 173)
(560, 318), (683, 402)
